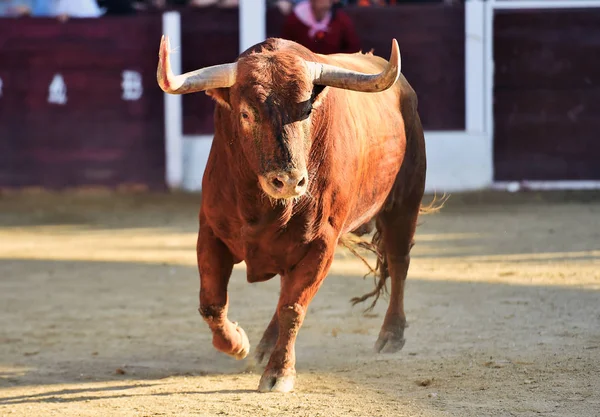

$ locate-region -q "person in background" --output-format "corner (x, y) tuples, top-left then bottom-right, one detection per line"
(54, 0), (103, 18)
(0, 0), (31, 16)
(187, 0), (238, 7)
(353, 0), (386, 5)
(270, 0), (350, 16)
(0, 0), (103, 18)
(97, 0), (137, 15)
(268, 0), (292, 15)
(97, 0), (173, 15)
(280, 0), (360, 54)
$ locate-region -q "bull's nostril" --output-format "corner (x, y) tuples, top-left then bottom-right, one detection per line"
(272, 178), (284, 189)
(297, 177), (306, 188)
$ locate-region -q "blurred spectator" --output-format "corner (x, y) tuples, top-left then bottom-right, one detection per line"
(281, 0), (360, 54)
(97, 0), (137, 15)
(188, 0), (238, 7)
(54, 0), (103, 18)
(268, 0), (299, 16)
(0, 0), (31, 16)
(31, 0), (53, 15)
(270, 0), (351, 16)
(353, 0), (386, 5)
(346, 0), (460, 4)
(0, 0), (103, 18)
(97, 0), (173, 15)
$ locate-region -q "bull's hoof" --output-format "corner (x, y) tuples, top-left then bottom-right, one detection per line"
(213, 322), (250, 360)
(258, 371), (295, 393)
(374, 330), (406, 353)
(232, 325), (250, 360)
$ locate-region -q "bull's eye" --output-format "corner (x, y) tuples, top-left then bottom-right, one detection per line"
(240, 112), (250, 120)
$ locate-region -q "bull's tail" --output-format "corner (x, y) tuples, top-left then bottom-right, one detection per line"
(344, 229), (389, 312)
(343, 193), (449, 312)
(419, 192), (448, 216)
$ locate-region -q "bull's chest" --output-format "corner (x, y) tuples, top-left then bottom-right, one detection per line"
(215, 217), (313, 282)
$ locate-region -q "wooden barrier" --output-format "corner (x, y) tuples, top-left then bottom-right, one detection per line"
(494, 8), (600, 181)
(0, 16), (165, 189)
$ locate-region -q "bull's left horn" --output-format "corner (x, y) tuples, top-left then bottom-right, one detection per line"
(307, 38), (401, 93)
(157, 35), (237, 94)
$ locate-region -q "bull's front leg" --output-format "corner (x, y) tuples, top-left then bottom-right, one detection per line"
(197, 224), (250, 360)
(258, 238), (335, 393)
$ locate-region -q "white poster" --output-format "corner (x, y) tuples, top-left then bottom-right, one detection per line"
(122, 70), (143, 101)
(48, 74), (67, 105)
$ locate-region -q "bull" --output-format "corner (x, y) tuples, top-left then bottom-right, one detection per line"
(157, 34), (427, 392)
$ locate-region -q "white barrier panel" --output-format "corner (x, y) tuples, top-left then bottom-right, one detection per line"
(162, 11), (183, 190)
(239, 0), (266, 54)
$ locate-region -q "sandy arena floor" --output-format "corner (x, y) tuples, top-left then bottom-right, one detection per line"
(0, 190), (599, 416)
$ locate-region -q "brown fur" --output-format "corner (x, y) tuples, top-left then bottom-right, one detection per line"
(196, 37), (431, 391)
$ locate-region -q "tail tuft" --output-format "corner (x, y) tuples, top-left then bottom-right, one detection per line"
(419, 192), (449, 215)
(342, 194), (447, 312)
(340, 230), (389, 313)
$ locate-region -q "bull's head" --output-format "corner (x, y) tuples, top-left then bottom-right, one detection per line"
(157, 36), (401, 200)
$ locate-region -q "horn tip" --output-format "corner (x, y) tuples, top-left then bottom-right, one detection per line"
(159, 35), (168, 57)
(159, 35), (172, 52)
(390, 38), (401, 73)
(390, 39), (400, 58)
(158, 35), (175, 93)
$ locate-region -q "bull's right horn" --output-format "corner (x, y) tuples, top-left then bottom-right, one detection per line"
(307, 38), (401, 93)
(157, 35), (237, 94)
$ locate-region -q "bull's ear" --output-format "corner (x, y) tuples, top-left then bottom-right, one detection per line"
(311, 85), (328, 109)
(206, 88), (231, 110)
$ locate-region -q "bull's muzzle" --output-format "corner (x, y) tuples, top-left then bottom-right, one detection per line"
(259, 169), (308, 200)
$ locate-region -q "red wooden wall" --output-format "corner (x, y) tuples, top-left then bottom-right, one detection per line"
(494, 8), (600, 181)
(0, 16), (165, 190)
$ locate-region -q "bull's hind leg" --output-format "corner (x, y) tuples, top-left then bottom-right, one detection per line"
(374, 189), (422, 353)
(255, 310), (278, 363)
(197, 222), (250, 360)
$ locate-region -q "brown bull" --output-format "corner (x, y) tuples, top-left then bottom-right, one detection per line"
(157, 34), (427, 392)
